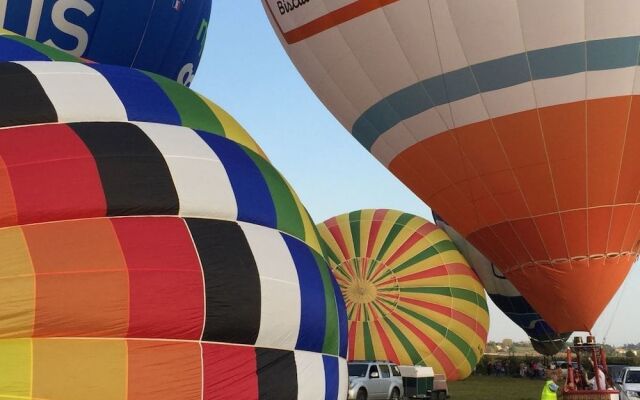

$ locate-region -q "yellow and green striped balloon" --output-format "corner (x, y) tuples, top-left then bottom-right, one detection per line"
(317, 210), (489, 380)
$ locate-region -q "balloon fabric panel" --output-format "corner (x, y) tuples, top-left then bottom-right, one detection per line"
(0, 121), (322, 255)
(0, 62), (57, 127)
(187, 218), (262, 345)
(393, 99), (637, 332)
(0, 34), (79, 62)
(0, 217), (340, 348)
(0, 217), (347, 399)
(113, 217), (205, 340)
(0, 58), (266, 157)
(72, 122), (180, 216)
(0, 32), (266, 156)
(0, 338), (345, 400)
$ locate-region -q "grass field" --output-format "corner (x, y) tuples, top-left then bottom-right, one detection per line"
(448, 375), (547, 400)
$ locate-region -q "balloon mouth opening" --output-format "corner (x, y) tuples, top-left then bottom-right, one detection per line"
(337, 257), (400, 322)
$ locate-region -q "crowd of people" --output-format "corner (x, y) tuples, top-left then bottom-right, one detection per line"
(481, 358), (549, 379)
(519, 361), (547, 378)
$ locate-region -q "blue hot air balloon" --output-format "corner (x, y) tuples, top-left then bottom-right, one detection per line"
(0, 0), (211, 84)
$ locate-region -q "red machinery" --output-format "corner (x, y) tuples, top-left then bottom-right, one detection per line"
(564, 336), (620, 400)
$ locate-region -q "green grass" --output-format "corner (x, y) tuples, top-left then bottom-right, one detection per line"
(448, 375), (547, 400)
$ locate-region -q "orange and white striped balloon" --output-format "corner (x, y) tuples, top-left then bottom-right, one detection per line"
(265, 0), (640, 334)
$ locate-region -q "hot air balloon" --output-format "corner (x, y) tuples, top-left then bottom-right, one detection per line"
(0, 30), (264, 156)
(0, 0), (212, 83)
(264, 0), (640, 333)
(317, 209), (489, 380)
(433, 213), (569, 356)
(0, 35), (348, 400)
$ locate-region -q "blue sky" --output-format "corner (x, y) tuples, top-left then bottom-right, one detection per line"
(192, 2), (640, 346)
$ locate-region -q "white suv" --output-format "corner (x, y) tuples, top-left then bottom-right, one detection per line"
(347, 361), (404, 400)
(616, 367), (640, 399)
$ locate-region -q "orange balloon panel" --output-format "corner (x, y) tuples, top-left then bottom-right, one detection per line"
(390, 98), (639, 332)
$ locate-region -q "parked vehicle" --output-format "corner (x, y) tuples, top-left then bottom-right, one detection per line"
(615, 367), (640, 400)
(608, 365), (629, 383)
(348, 361), (404, 400)
(398, 365), (448, 400)
(433, 374), (448, 399)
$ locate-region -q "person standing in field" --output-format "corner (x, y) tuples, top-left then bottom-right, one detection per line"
(540, 369), (562, 400)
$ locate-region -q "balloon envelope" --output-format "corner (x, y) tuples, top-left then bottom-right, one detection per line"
(318, 209), (489, 380)
(0, 36), (348, 399)
(265, 0), (639, 333)
(0, 0), (211, 83)
(434, 214), (570, 356)
(0, 30), (265, 158)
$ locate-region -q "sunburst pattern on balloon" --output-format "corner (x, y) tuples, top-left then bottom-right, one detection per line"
(318, 209), (489, 380)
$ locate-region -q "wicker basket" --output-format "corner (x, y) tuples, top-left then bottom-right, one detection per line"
(563, 391), (620, 400)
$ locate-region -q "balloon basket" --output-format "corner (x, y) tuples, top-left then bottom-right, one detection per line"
(563, 336), (620, 399)
(562, 392), (620, 400)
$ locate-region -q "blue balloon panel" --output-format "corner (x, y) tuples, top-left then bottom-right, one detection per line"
(0, 0), (211, 84)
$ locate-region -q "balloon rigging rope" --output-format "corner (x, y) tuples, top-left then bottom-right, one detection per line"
(131, 0), (157, 67)
(602, 273), (629, 345)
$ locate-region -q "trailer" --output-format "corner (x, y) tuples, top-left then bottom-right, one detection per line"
(398, 365), (448, 400)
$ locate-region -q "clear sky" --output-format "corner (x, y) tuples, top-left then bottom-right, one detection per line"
(192, 2), (640, 346)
